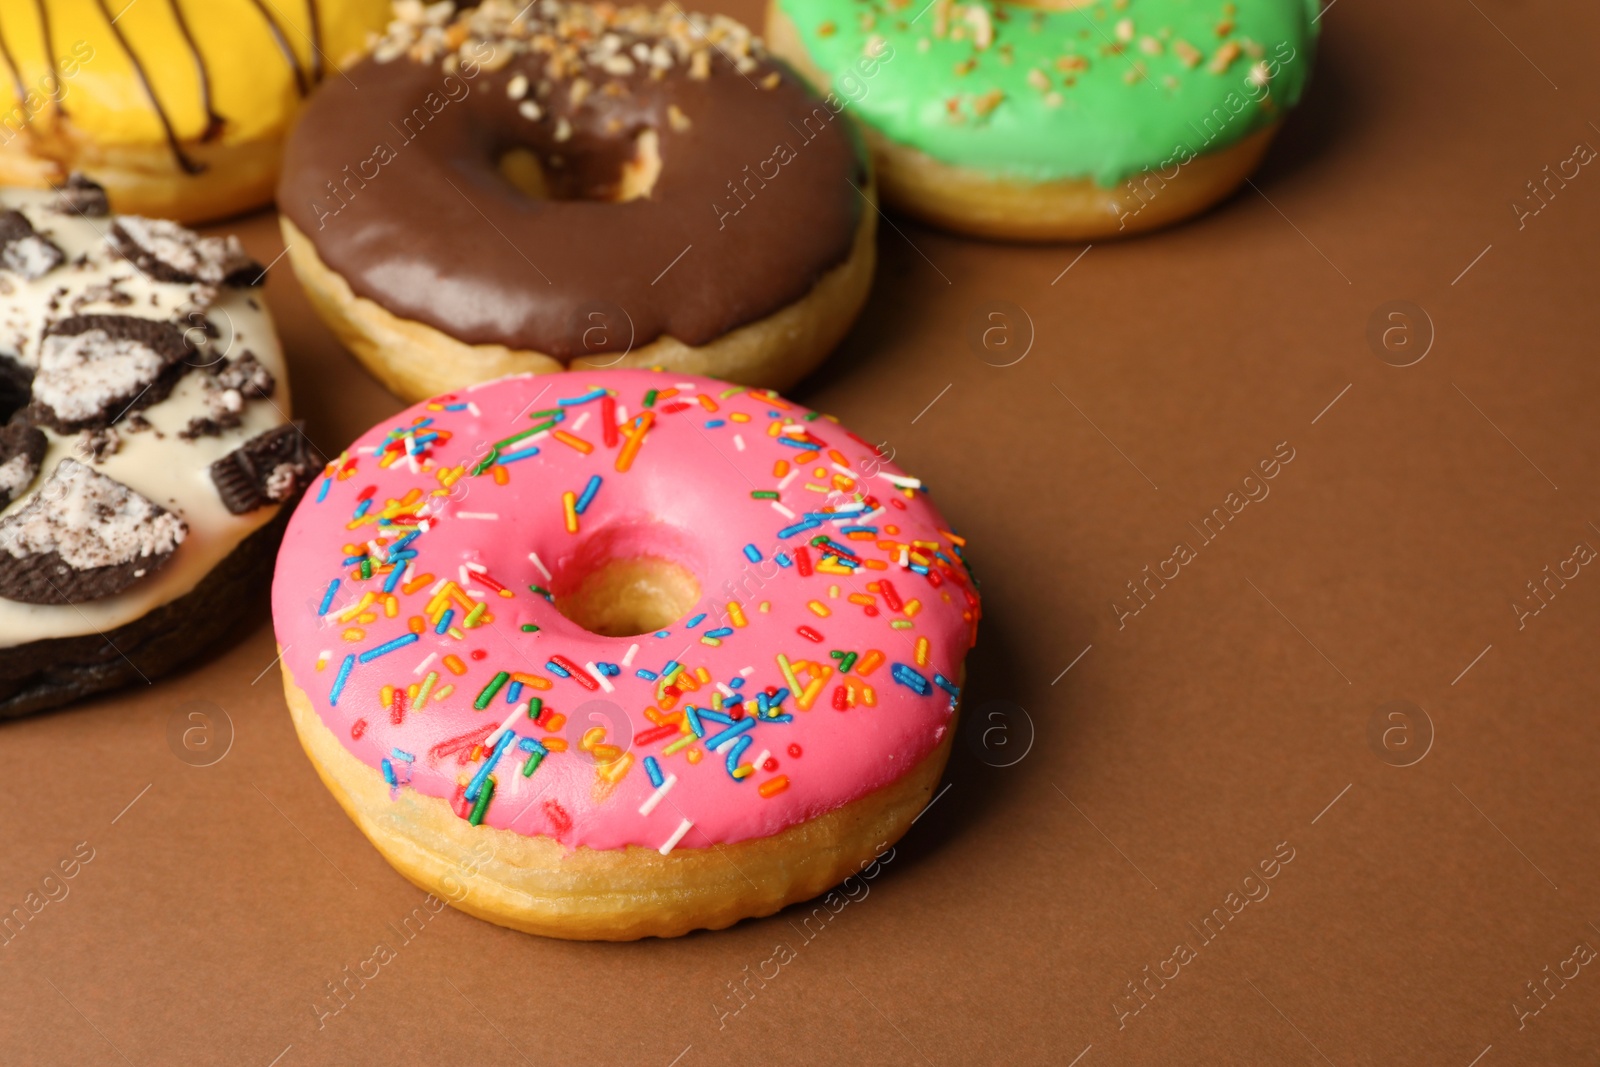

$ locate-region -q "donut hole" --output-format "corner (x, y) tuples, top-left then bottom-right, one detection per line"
(497, 128), (662, 203)
(550, 522), (702, 637)
(554, 556), (701, 637)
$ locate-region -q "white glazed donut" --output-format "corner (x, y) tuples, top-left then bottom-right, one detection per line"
(0, 179), (317, 716)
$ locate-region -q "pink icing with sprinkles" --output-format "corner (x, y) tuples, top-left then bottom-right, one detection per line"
(271, 370), (980, 852)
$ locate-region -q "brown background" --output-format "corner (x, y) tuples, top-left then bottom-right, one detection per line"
(4, 0), (1599, 1063)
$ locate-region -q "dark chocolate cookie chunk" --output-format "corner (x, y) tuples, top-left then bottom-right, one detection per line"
(52, 173), (110, 218)
(74, 426), (122, 463)
(210, 422), (322, 514)
(214, 350), (275, 398)
(180, 352), (280, 439)
(0, 210), (65, 280)
(0, 459), (187, 604)
(27, 314), (194, 433)
(0, 420), (46, 507)
(0, 354), (33, 423)
(180, 415), (238, 440)
(108, 216), (263, 287)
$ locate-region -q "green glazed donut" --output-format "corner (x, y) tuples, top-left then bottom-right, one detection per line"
(767, 0), (1320, 239)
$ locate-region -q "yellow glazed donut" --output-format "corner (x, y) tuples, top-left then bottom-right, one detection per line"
(0, 0), (392, 223)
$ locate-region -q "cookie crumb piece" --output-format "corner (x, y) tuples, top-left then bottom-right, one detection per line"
(52, 173), (111, 218)
(0, 420), (47, 507)
(109, 216), (263, 287)
(0, 458), (187, 604)
(28, 314), (193, 434)
(0, 210), (65, 280)
(210, 422), (322, 514)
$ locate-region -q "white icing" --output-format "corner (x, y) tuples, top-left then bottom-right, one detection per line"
(0, 189), (294, 647)
(0, 459), (186, 568)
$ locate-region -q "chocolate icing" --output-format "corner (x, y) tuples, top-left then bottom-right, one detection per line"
(277, 15), (865, 360)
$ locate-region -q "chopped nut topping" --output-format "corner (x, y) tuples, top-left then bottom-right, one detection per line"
(965, 6), (994, 50)
(1173, 39), (1203, 68)
(972, 88), (1005, 117)
(375, 0), (766, 88)
(1209, 40), (1242, 74)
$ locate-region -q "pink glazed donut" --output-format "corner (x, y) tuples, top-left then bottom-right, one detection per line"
(271, 369), (979, 939)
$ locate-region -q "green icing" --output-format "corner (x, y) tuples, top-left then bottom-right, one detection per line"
(775, 0), (1320, 187)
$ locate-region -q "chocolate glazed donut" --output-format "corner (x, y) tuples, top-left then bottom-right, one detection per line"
(278, 3), (876, 401)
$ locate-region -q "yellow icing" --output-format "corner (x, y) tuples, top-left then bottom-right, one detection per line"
(0, 0), (391, 147)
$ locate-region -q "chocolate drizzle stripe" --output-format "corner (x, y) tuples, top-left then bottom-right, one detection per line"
(0, 14), (27, 120)
(165, 0), (224, 142)
(307, 0), (323, 84)
(33, 0), (62, 116)
(247, 0), (309, 97)
(92, 0), (205, 175)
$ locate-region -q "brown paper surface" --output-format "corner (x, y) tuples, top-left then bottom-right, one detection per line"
(4, 1), (1598, 1063)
